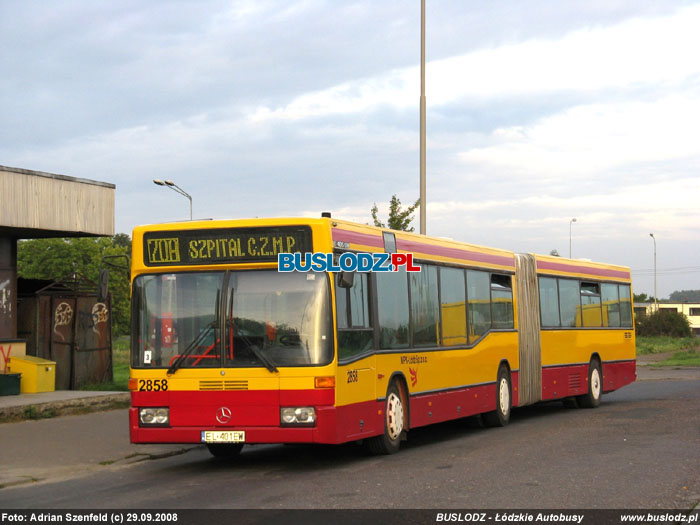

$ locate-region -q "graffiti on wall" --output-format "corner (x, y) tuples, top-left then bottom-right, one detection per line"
(53, 302), (74, 342)
(0, 279), (11, 319)
(91, 303), (109, 334)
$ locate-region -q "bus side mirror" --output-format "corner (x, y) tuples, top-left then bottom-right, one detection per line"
(97, 269), (109, 302)
(338, 271), (355, 289)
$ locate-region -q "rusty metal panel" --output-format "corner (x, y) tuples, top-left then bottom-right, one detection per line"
(38, 295), (52, 360)
(19, 277), (114, 390)
(50, 296), (76, 390)
(73, 296), (112, 389)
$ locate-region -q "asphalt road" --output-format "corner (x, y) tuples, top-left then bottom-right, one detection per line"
(0, 379), (698, 510)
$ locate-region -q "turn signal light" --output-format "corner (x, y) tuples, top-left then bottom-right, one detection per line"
(314, 376), (335, 389)
(128, 378), (138, 391)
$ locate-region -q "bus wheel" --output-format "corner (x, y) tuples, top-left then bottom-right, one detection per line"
(206, 443), (244, 458)
(483, 366), (512, 427)
(366, 382), (405, 455)
(578, 359), (602, 409)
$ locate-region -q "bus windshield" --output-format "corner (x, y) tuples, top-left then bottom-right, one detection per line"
(132, 270), (332, 369)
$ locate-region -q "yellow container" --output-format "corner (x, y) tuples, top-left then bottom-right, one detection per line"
(7, 356), (56, 393)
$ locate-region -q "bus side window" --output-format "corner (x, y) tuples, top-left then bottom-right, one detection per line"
(558, 279), (581, 327)
(619, 284), (633, 327)
(439, 267), (468, 346)
(601, 283), (621, 327)
(539, 277), (561, 327)
(491, 274), (514, 329)
(336, 272), (373, 361)
(467, 270), (491, 339)
(580, 282), (603, 327)
(410, 264), (439, 347)
(376, 267), (410, 350)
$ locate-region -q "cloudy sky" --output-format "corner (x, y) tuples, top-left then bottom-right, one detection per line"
(2, 1), (699, 298)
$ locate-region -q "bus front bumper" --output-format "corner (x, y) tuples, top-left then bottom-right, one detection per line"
(129, 405), (342, 445)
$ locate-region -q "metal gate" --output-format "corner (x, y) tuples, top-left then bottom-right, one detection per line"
(19, 277), (112, 390)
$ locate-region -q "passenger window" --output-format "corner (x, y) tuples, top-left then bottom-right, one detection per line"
(619, 284), (633, 327)
(601, 283), (621, 327)
(467, 270), (491, 339)
(491, 274), (514, 329)
(539, 277), (560, 327)
(440, 267), (467, 346)
(580, 282), (603, 327)
(410, 264), (439, 347)
(558, 279), (581, 327)
(376, 267), (409, 349)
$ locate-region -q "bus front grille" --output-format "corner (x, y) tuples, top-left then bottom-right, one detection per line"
(199, 380), (249, 391)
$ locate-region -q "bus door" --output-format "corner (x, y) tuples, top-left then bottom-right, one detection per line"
(335, 271), (378, 439)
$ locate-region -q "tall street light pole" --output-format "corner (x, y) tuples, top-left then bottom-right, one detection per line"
(650, 233), (657, 311)
(419, 0), (426, 235)
(569, 218), (577, 258)
(153, 179), (193, 220)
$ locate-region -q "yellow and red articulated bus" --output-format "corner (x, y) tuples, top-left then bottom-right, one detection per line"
(129, 216), (635, 456)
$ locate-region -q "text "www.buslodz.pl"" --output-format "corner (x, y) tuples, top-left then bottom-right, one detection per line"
(278, 252), (421, 272)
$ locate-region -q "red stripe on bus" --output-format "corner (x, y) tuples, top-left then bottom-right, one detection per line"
(537, 260), (631, 280)
(397, 239), (515, 268)
(332, 228), (515, 268)
(332, 229), (384, 248)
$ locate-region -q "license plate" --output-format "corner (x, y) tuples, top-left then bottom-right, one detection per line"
(201, 430), (245, 443)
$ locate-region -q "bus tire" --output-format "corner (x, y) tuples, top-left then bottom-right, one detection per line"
(578, 359), (602, 408)
(206, 443), (244, 458)
(365, 382), (405, 455)
(483, 365), (512, 427)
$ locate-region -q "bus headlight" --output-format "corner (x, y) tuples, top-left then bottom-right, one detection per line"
(139, 407), (170, 426)
(280, 407), (316, 426)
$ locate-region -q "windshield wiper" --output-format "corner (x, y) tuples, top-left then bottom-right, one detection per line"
(247, 343), (278, 374)
(226, 318), (278, 374)
(228, 286), (278, 374)
(167, 321), (216, 375)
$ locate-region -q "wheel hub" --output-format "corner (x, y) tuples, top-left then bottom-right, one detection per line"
(386, 392), (404, 440)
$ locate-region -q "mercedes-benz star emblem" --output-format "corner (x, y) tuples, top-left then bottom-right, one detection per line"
(216, 406), (232, 424)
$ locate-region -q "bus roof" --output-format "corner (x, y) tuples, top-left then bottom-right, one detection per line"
(132, 216), (631, 282)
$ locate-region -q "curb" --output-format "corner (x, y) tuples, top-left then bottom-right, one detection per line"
(0, 393), (130, 423)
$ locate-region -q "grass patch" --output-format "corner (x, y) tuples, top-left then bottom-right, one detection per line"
(79, 335), (130, 391)
(636, 336), (697, 355)
(22, 405), (57, 420)
(655, 349), (700, 367)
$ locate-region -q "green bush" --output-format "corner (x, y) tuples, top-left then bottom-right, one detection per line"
(636, 310), (692, 337)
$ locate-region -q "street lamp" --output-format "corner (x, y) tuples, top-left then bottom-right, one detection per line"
(153, 179), (192, 220)
(650, 233), (657, 311)
(419, 0), (426, 235)
(569, 218), (577, 258)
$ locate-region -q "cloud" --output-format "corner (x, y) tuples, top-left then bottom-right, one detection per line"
(457, 93), (700, 181)
(245, 4), (700, 121)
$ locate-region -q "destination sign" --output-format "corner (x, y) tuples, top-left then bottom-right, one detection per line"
(143, 226), (312, 266)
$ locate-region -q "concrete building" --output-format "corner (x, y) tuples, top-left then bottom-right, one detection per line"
(1, 165), (115, 375)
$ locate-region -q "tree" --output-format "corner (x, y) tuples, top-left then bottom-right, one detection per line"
(634, 293), (650, 303)
(371, 195), (420, 232)
(112, 233), (132, 257)
(17, 236), (132, 335)
(669, 289), (700, 302)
